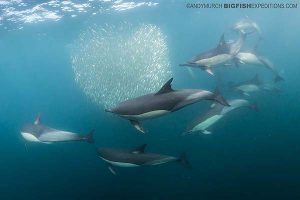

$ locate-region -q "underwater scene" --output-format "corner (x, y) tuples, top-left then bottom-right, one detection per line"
(0, 0), (300, 199)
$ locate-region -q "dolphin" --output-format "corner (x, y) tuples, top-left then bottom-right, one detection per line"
(235, 52), (284, 82)
(21, 115), (94, 144)
(105, 78), (229, 133)
(232, 18), (261, 35)
(97, 144), (191, 174)
(184, 99), (257, 135)
(229, 74), (262, 96)
(261, 82), (281, 93)
(180, 32), (246, 76)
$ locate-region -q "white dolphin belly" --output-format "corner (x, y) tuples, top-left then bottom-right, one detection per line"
(21, 132), (41, 143)
(100, 157), (139, 167)
(236, 53), (262, 65)
(195, 54), (232, 66)
(237, 84), (260, 93)
(121, 110), (170, 120)
(192, 115), (223, 133)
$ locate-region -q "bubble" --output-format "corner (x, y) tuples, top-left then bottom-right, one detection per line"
(71, 23), (172, 108)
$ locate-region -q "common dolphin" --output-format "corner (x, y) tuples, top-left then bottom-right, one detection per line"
(229, 74), (262, 96)
(105, 78), (229, 133)
(235, 52), (284, 82)
(233, 18), (261, 35)
(21, 115), (94, 144)
(261, 82), (281, 93)
(184, 99), (257, 135)
(97, 144), (191, 174)
(180, 32), (245, 75)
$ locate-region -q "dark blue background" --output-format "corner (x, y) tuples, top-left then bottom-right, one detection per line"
(0, 1), (299, 199)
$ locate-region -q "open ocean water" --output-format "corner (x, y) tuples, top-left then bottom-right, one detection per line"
(0, 0), (300, 199)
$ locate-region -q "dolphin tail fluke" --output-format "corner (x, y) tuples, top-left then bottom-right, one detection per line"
(213, 88), (230, 106)
(274, 74), (284, 83)
(85, 130), (94, 144)
(129, 120), (146, 134)
(177, 152), (192, 169)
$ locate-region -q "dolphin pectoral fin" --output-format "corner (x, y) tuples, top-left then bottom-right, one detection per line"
(129, 120), (145, 134)
(202, 66), (214, 76)
(202, 130), (211, 134)
(108, 165), (116, 175)
(243, 92), (250, 96)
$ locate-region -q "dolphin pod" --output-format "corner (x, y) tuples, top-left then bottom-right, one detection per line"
(20, 18), (283, 175)
(180, 17), (283, 83)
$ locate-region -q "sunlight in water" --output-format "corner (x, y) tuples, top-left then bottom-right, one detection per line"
(71, 23), (172, 108)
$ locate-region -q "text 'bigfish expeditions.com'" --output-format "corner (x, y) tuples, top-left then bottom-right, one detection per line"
(185, 2), (298, 9)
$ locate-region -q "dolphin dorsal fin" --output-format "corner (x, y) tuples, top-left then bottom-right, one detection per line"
(155, 78), (174, 95)
(34, 114), (41, 125)
(131, 144), (147, 154)
(218, 34), (226, 46)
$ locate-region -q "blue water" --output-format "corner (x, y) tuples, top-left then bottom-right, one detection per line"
(0, 1), (300, 199)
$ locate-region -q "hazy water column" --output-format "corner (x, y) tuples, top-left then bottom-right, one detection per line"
(71, 23), (172, 108)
